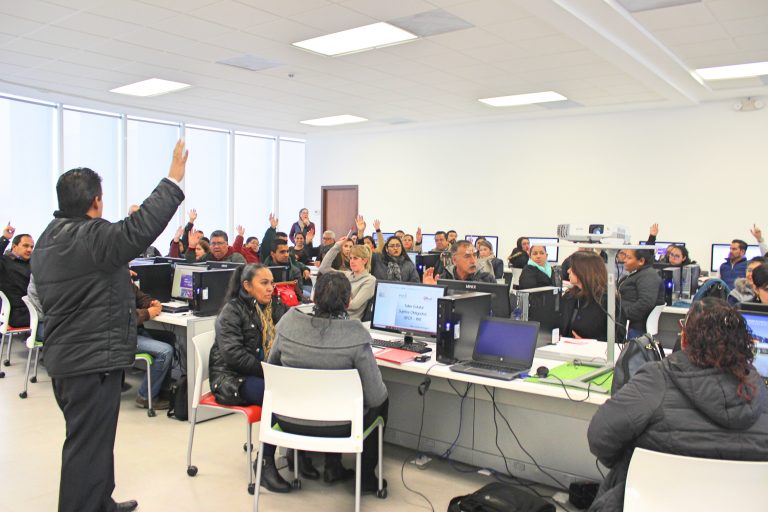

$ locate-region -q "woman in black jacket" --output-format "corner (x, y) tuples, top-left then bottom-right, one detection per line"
(588, 298), (768, 511)
(208, 263), (298, 493)
(370, 236), (420, 283)
(507, 236), (529, 269)
(560, 251), (609, 341)
(618, 248), (664, 339)
(519, 245), (555, 290)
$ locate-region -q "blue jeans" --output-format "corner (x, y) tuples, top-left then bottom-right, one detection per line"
(137, 335), (173, 400)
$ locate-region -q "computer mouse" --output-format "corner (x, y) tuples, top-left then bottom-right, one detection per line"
(536, 366), (549, 378)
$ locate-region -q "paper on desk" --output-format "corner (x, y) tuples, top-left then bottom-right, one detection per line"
(559, 336), (593, 345)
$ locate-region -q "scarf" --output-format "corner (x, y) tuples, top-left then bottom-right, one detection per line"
(527, 259), (552, 278)
(255, 301), (276, 359)
(386, 261), (402, 281)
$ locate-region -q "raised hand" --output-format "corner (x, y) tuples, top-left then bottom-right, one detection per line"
(173, 226), (184, 242)
(337, 235), (348, 244)
(168, 139), (188, 182)
(355, 215), (366, 232)
(751, 224), (763, 243)
(306, 228), (315, 243)
(649, 223), (659, 237)
(188, 208), (197, 223)
(3, 222), (15, 240)
(373, 219), (381, 231)
(269, 213), (278, 229)
(422, 267), (437, 285)
(188, 230), (203, 248)
(237, 224), (245, 237)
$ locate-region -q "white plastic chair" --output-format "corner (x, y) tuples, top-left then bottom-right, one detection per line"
(187, 331), (262, 494)
(254, 363), (386, 512)
(645, 304), (666, 337)
(511, 268), (523, 289)
(624, 448), (768, 511)
(18, 296), (43, 399)
(0, 291), (31, 376)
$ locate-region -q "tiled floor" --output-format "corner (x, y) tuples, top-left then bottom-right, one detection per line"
(0, 339), (575, 511)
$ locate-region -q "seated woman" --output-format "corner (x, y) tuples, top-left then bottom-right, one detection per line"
(290, 232), (314, 265)
(588, 298), (768, 511)
(750, 263), (768, 303)
(329, 238), (354, 271)
(507, 237), (530, 269)
(371, 236), (420, 283)
(560, 251), (609, 341)
(208, 264), (299, 493)
(269, 272), (389, 492)
(475, 238), (504, 279)
(618, 248), (664, 339)
(518, 245), (555, 290)
(318, 238), (376, 320)
(655, 244), (694, 268)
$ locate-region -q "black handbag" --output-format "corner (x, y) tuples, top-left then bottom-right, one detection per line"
(611, 333), (665, 394)
(448, 483), (555, 512)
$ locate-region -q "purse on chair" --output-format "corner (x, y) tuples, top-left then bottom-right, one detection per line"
(273, 281), (300, 307)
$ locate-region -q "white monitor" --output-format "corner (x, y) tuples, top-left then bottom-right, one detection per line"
(465, 235), (499, 257)
(370, 281), (446, 337)
(710, 243), (763, 273)
(171, 265), (202, 300)
(527, 237), (559, 262)
(420, 233), (436, 253)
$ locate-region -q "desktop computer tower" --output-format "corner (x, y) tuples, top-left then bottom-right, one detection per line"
(516, 286), (560, 346)
(681, 264), (700, 300)
(436, 292), (492, 364)
(192, 269), (235, 317)
(662, 267), (681, 305)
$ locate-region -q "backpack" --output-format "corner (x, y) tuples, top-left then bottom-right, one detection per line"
(692, 278), (730, 303)
(273, 280), (300, 307)
(449, 483), (555, 512)
(167, 375), (188, 421)
(611, 333), (664, 394)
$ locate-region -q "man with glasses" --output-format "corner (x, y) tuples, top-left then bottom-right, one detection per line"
(423, 240), (496, 284)
(189, 229), (246, 263)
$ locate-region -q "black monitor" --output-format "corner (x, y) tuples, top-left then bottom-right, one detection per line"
(415, 253), (440, 279)
(205, 260), (245, 270)
(370, 280), (447, 338)
(527, 237), (559, 262)
(639, 241), (686, 261)
(192, 269), (235, 317)
(738, 302), (768, 314)
(465, 235), (499, 257)
(268, 266), (288, 283)
(438, 279), (512, 318)
(130, 262), (173, 302)
(154, 256), (187, 264)
(710, 243), (763, 273)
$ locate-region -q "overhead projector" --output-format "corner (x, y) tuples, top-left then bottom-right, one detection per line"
(557, 224), (630, 244)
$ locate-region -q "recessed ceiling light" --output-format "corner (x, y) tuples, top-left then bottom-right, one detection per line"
(615, 0), (700, 13)
(695, 61), (768, 81)
(110, 78), (191, 97)
(478, 91), (568, 107)
(300, 115), (368, 127)
(292, 22), (417, 57)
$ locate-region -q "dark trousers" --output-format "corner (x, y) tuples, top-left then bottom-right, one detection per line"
(52, 371), (122, 512)
(240, 376), (275, 458)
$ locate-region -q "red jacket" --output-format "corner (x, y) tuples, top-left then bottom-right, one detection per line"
(233, 235), (261, 264)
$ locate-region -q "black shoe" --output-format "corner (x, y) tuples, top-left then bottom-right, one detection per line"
(116, 500), (138, 511)
(256, 457), (291, 493)
(286, 450), (320, 480)
(361, 477), (387, 495)
(324, 461), (355, 484)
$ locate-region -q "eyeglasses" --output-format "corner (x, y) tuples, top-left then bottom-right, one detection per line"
(210, 241), (227, 246)
(388, 244), (402, 249)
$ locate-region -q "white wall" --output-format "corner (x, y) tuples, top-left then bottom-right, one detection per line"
(304, 102), (767, 269)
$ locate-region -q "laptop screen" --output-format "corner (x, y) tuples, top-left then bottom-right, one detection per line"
(473, 318), (540, 365)
(742, 311), (768, 378)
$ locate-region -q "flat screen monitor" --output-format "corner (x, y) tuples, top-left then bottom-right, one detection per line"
(192, 269), (235, 317)
(130, 263), (173, 302)
(710, 243), (763, 272)
(741, 310), (768, 378)
(438, 279), (512, 318)
(268, 266), (288, 283)
(406, 251), (418, 265)
(639, 241), (686, 261)
(153, 256), (186, 264)
(420, 233), (436, 253)
(415, 253), (440, 279)
(371, 231), (395, 243)
(526, 237), (559, 262)
(171, 265), (202, 300)
(465, 235), (499, 257)
(206, 260), (244, 270)
(370, 281), (446, 337)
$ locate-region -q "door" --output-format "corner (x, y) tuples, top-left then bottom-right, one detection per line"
(321, 185), (358, 239)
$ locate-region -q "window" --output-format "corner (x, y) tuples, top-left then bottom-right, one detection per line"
(0, 98), (55, 241)
(233, 133), (274, 243)
(278, 139), (306, 237)
(184, 126), (230, 239)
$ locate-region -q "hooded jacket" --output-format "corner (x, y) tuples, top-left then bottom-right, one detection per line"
(269, 308), (388, 412)
(617, 264), (664, 333)
(588, 351), (768, 511)
(728, 277), (756, 304)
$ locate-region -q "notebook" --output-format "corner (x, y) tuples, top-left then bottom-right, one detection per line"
(450, 317), (540, 381)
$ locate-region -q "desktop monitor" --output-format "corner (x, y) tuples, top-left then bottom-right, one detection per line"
(192, 269), (235, 317)
(710, 243), (763, 272)
(205, 260), (244, 270)
(639, 241), (686, 261)
(268, 266), (288, 283)
(741, 310), (768, 380)
(406, 251), (418, 265)
(371, 231), (395, 243)
(527, 237), (559, 263)
(370, 280), (447, 338)
(438, 279), (512, 318)
(420, 234), (437, 253)
(465, 235), (499, 257)
(130, 262), (173, 302)
(154, 256), (187, 264)
(415, 253), (440, 279)
(171, 265), (202, 300)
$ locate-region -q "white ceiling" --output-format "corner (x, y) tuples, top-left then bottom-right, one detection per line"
(0, 0), (766, 134)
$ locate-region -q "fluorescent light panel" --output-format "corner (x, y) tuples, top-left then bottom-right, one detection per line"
(110, 78), (190, 97)
(293, 22), (417, 56)
(300, 115), (368, 127)
(696, 61), (768, 81)
(479, 91), (567, 107)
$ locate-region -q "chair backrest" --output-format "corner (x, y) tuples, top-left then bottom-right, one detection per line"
(645, 304), (665, 337)
(0, 291), (10, 334)
(191, 331), (216, 409)
(261, 363), (364, 435)
(624, 448), (768, 512)
(511, 268), (523, 287)
(21, 296), (40, 348)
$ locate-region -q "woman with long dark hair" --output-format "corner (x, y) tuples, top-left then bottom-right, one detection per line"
(560, 251), (609, 340)
(752, 263), (768, 303)
(208, 263), (300, 493)
(370, 236), (420, 283)
(588, 298), (768, 511)
(269, 272), (389, 492)
(507, 236), (530, 269)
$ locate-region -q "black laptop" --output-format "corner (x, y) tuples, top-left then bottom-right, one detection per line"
(450, 317), (539, 381)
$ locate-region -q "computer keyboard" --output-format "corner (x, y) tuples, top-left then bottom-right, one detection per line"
(464, 361), (514, 373)
(371, 338), (431, 354)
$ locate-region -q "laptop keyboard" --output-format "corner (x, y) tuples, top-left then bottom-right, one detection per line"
(464, 361), (516, 373)
(371, 338), (431, 354)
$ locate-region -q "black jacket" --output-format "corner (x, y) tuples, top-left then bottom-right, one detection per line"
(371, 253), (420, 283)
(588, 351), (768, 511)
(559, 292), (611, 341)
(617, 265), (664, 333)
(0, 238), (32, 327)
(31, 178), (184, 378)
(508, 250), (528, 269)
(518, 265), (554, 290)
(439, 265), (496, 283)
(209, 292), (286, 406)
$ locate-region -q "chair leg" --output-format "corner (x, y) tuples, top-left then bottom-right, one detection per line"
(378, 423), (384, 492)
(186, 407), (199, 476)
(145, 359), (154, 417)
(355, 452), (362, 512)
(246, 422), (255, 494)
(253, 442), (265, 512)
(4, 333), (13, 366)
(294, 449), (300, 485)
(31, 349), (40, 382)
(0, 333), (5, 377)
(19, 345), (34, 399)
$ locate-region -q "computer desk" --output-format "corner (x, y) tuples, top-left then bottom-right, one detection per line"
(373, 337), (609, 488)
